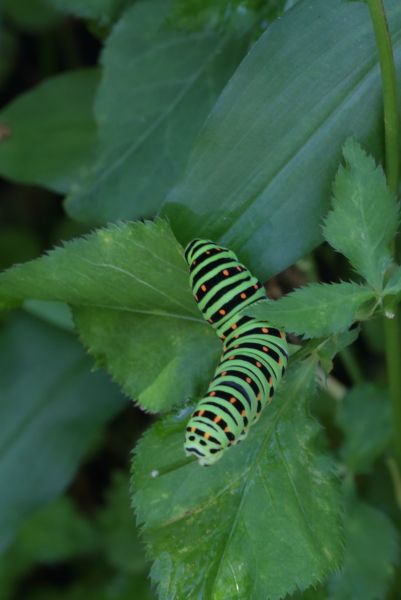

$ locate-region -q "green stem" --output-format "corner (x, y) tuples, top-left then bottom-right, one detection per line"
(367, 0), (401, 465)
(339, 347), (363, 386)
(367, 0), (400, 193)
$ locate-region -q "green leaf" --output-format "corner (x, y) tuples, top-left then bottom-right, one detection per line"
(65, 0), (248, 224)
(323, 139), (399, 291)
(133, 361), (342, 600)
(10, 497), (96, 564)
(0, 220), (220, 412)
(23, 300), (75, 332)
(47, 0), (124, 24)
(0, 70), (99, 193)
(328, 500), (398, 600)
(246, 282), (375, 338)
(336, 384), (391, 473)
(162, 0), (401, 281)
(0, 313), (127, 551)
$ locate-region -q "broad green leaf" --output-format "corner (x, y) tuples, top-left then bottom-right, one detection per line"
(0, 313), (127, 552)
(328, 500), (398, 600)
(47, 0), (124, 24)
(246, 282), (375, 338)
(0, 220), (220, 412)
(65, 0), (248, 224)
(323, 139), (399, 291)
(163, 0), (401, 281)
(336, 384), (391, 473)
(133, 361), (342, 600)
(0, 70), (99, 193)
(23, 300), (74, 332)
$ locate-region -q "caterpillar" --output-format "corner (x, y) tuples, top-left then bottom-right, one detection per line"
(184, 239), (288, 466)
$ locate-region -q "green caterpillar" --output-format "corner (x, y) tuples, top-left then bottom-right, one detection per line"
(184, 239), (288, 466)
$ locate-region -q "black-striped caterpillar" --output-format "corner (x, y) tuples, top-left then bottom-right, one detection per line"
(184, 239), (288, 466)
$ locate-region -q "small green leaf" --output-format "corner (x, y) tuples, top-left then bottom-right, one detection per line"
(328, 500), (398, 600)
(0, 220), (219, 412)
(336, 384), (391, 473)
(0, 70), (99, 193)
(11, 497), (96, 564)
(0, 313), (127, 552)
(65, 0), (248, 224)
(163, 0), (401, 281)
(246, 283), (375, 338)
(324, 139), (399, 291)
(133, 361), (342, 600)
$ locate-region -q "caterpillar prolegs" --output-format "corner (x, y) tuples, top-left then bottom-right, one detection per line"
(184, 239), (288, 466)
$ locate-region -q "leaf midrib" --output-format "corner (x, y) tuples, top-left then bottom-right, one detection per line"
(83, 34), (229, 197)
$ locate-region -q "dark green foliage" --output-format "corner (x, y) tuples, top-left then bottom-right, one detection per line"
(1, 0), (401, 598)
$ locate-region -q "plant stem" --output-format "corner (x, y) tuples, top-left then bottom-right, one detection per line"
(339, 347), (363, 386)
(367, 0), (399, 193)
(367, 0), (401, 465)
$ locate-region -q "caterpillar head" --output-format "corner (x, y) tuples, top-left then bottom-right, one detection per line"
(184, 428), (225, 466)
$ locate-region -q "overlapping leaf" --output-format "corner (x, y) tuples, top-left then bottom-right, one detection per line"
(66, 0), (248, 224)
(247, 283), (374, 338)
(0, 313), (127, 552)
(162, 0), (401, 281)
(324, 139), (399, 291)
(0, 220), (219, 411)
(0, 70), (99, 193)
(133, 361), (342, 600)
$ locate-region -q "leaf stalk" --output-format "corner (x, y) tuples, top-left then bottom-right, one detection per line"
(367, 0), (401, 465)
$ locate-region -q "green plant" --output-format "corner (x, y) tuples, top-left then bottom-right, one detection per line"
(1, 0), (401, 598)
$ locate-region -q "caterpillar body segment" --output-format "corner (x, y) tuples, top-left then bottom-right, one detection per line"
(185, 239), (266, 338)
(184, 240), (288, 466)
